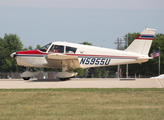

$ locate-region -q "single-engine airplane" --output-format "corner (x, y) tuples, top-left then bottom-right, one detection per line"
(11, 27), (156, 80)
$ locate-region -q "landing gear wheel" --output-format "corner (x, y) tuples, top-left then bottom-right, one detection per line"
(23, 77), (30, 80)
(60, 78), (70, 81)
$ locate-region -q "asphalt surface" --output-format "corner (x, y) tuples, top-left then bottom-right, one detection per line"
(0, 78), (164, 89)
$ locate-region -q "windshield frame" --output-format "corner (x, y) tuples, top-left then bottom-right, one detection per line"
(38, 43), (52, 53)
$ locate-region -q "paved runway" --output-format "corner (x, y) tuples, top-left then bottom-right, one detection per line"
(0, 78), (164, 89)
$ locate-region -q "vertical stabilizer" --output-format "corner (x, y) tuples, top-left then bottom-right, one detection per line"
(125, 27), (156, 55)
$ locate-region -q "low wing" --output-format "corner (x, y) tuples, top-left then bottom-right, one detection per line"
(43, 53), (81, 69)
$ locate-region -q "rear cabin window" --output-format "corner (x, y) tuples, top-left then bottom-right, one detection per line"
(48, 45), (64, 53)
(66, 46), (77, 54)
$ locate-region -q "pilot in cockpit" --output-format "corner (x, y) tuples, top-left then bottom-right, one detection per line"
(49, 45), (59, 53)
(54, 45), (59, 53)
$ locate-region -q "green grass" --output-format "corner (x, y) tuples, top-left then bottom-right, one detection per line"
(0, 88), (164, 120)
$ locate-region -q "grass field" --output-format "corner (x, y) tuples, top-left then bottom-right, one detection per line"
(0, 88), (164, 120)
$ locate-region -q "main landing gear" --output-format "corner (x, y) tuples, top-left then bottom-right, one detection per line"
(21, 67), (77, 81)
(56, 67), (77, 81)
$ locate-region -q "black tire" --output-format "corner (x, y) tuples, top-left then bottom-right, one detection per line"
(23, 77), (30, 80)
(60, 78), (70, 81)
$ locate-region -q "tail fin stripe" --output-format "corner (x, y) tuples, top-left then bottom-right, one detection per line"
(136, 34), (154, 40)
(140, 35), (154, 38)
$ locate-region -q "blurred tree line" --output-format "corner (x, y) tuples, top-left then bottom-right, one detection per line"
(0, 32), (164, 78)
(0, 34), (23, 72)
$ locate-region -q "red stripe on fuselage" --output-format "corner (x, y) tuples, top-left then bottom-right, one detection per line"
(65, 54), (138, 59)
(16, 50), (48, 55)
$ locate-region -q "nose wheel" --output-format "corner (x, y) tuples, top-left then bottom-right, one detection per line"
(21, 70), (40, 80)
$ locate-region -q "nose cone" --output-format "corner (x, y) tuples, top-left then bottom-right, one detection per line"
(10, 52), (16, 58)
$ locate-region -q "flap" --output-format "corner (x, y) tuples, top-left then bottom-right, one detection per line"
(44, 54), (81, 69)
(47, 53), (78, 60)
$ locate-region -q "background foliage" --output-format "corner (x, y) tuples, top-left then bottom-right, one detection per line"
(0, 34), (23, 72)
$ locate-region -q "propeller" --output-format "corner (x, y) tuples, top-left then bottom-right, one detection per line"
(10, 52), (17, 60)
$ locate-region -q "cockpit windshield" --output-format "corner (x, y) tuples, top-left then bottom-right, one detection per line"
(39, 43), (52, 52)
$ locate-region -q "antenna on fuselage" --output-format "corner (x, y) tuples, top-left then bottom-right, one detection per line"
(101, 40), (105, 47)
(91, 36), (98, 45)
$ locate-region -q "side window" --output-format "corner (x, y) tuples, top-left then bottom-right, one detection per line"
(49, 45), (64, 53)
(59, 45), (64, 53)
(66, 46), (77, 54)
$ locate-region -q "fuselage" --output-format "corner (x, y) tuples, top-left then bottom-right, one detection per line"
(10, 27), (156, 80)
(14, 41), (149, 69)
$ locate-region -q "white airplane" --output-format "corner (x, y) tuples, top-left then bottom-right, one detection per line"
(11, 27), (156, 80)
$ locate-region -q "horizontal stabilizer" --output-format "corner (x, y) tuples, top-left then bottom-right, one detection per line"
(137, 57), (153, 60)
